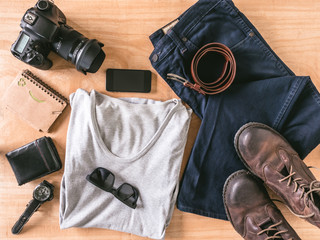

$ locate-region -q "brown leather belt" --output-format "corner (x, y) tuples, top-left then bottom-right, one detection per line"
(188, 42), (236, 95)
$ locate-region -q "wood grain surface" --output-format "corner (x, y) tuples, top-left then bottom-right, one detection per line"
(1, 0), (320, 239)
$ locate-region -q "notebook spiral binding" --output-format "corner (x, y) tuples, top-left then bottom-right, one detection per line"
(22, 69), (68, 104)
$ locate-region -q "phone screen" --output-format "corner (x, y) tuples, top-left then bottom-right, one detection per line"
(106, 69), (151, 93)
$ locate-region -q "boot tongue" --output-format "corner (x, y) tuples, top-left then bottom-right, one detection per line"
(259, 220), (283, 239)
(311, 183), (320, 209)
(279, 165), (289, 177)
(313, 193), (320, 209)
(279, 159), (320, 209)
(278, 148), (316, 183)
(282, 170), (320, 209)
(278, 149), (293, 178)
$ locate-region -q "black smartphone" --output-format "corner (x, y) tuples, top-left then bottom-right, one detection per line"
(106, 68), (152, 93)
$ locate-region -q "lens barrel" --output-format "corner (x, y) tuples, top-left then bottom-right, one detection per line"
(53, 25), (105, 74)
(74, 39), (105, 74)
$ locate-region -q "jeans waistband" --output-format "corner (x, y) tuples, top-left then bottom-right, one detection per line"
(148, 0), (246, 69)
(149, 0), (240, 47)
(150, 0), (220, 45)
(149, 0), (294, 76)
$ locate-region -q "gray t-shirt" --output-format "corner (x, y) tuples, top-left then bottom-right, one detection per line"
(60, 89), (192, 239)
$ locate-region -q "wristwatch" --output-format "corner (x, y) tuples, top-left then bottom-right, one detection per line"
(11, 180), (54, 234)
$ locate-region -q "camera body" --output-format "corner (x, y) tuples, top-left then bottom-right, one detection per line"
(11, 0), (105, 74)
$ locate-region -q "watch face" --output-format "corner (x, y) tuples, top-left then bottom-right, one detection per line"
(33, 185), (51, 201)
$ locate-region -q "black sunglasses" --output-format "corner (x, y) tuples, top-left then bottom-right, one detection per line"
(86, 167), (139, 209)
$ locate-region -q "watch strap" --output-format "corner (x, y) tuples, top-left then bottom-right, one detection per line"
(11, 199), (42, 234)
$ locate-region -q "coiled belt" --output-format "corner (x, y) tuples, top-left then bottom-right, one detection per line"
(168, 42), (236, 95)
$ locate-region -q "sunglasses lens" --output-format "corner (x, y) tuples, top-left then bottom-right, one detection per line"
(89, 168), (114, 190)
(87, 168), (139, 208)
(118, 183), (138, 208)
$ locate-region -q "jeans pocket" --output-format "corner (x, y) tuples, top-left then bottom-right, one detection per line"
(185, 0), (247, 51)
(231, 33), (290, 83)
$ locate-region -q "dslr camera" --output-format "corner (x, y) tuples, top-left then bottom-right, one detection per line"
(11, 0), (105, 74)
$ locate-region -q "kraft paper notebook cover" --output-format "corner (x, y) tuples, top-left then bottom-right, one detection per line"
(3, 69), (68, 132)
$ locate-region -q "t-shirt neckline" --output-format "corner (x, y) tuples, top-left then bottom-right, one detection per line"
(89, 90), (181, 163)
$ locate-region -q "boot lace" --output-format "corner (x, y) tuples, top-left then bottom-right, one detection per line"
(257, 220), (292, 240)
(279, 166), (320, 218)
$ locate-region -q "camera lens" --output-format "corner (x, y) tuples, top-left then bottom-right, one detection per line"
(53, 25), (105, 74)
(74, 39), (105, 74)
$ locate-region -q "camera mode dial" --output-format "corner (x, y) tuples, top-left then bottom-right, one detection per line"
(37, 0), (51, 11)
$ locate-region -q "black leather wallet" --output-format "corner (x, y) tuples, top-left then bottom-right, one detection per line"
(5, 137), (62, 185)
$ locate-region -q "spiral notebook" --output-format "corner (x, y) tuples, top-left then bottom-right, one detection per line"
(3, 69), (68, 132)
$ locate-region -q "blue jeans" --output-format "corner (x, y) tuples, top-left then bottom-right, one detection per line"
(149, 0), (320, 220)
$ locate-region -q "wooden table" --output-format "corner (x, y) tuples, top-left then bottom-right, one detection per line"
(1, 0), (320, 239)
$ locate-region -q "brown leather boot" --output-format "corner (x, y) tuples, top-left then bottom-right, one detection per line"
(223, 170), (301, 240)
(234, 122), (320, 228)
